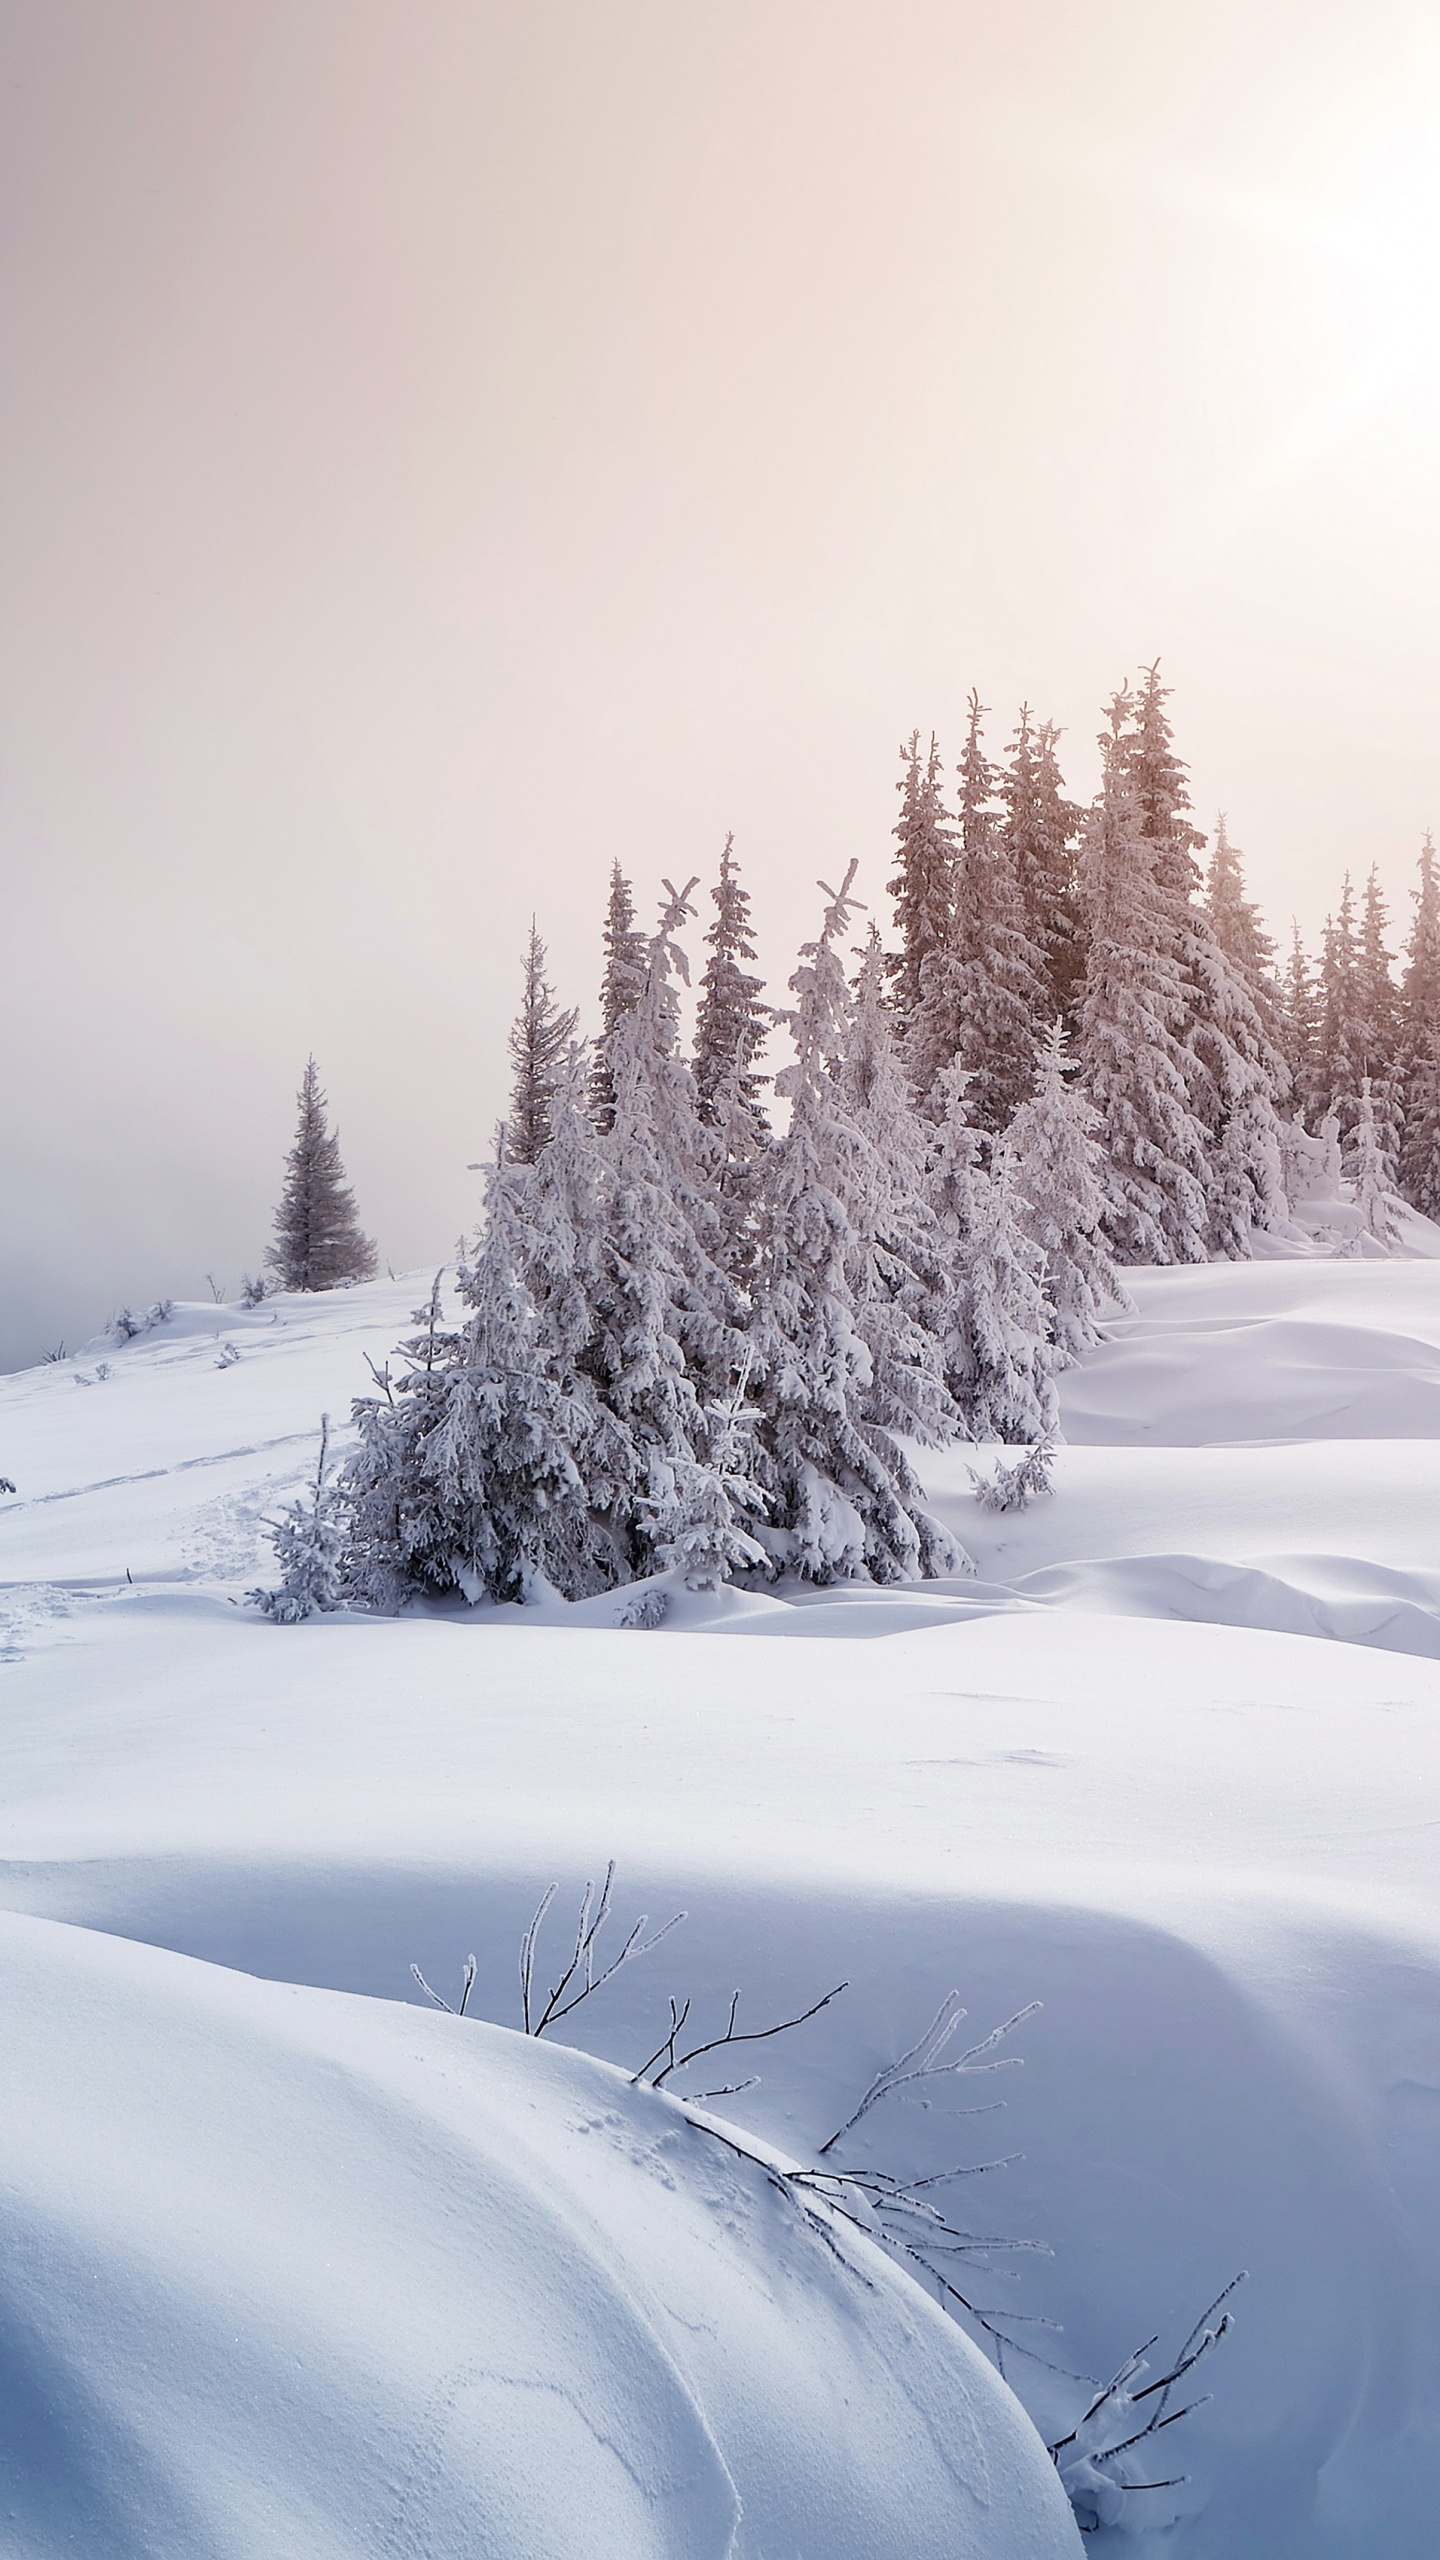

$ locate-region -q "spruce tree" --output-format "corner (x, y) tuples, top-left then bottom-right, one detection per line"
(507, 922), (578, 1164)
(748, 866), (962, 1583)
(1206, 817), (1279, 1021)
(693, 836), (771, 1268)
(1316, 877), (1366, 1135)
(1400, 835), (1440, 1216)
(1347, 1075), (1403, 1248)
(886, 732), (955, 1036)
(267, 1059), (378, 1291)
(1358, 866), (1402, 1164)
(589, 862), (648, 1132)
(1007, 1021), (1131, 1360)
(1126, 669), (1286, 1253)
(1280, 923), (1321, 1123)
(921, 1059), (1057, 1440)
(1078, 694), (1212, 1263)
(949, 693), (1050, 1133)
(999, 708), (1084, 1028)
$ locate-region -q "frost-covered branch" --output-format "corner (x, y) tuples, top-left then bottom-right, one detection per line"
(819, 1989), (1039, 2154)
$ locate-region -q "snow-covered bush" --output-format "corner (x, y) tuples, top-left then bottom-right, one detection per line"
(969, 1433), (1057, 1512)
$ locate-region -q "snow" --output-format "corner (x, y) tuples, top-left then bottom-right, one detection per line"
(4, 1260), (1440, 2551)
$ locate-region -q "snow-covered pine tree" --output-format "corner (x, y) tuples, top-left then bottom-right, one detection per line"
(266, 1059), (378, 1291)
(920, 1059), (1056, 1440)
(1400, 835), (1440, 1216)
(507, 921), (579, 1164)
(589, 862), (649, 1132)
(1315, 877), (1366, 1136)
(748, 866), (963, 1583)
(599, 882), (764, 1584)
(693, 836), (771, 1281)
(948, 693), (1050, 1134)
(999, 708), (1084, 1028)
(1280, 922), (1321, 1123)
(1007, 1020), (1132, 1360)
(249, 1416), (349, 1621)
(1358, 866), (1403, 1167)
(345, 1160), (617, 1610)
(1078, 694), (1212, 1263)
(1123, 672), (1286, 1253)
(1347, 1074), (1403, 1248)
(886, 732), (955, 1036)
(1206, 817), (1279, 1027)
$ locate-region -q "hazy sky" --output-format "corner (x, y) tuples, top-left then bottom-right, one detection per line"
(4, 0), (1440, 1368)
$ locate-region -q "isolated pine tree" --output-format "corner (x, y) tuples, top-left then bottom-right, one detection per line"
(1078, 695), (1212, 1263)
(507, 922), (578, 1164)
(999, 708), (1084, 1027)
(1008, 1021), (1131, 1359)
(267, 1059), (377, 1291)
(886, 733), (955, 1035)
(749, 866), (962, 1583)
(589, 862), (649, 1132)
(1400, 835), (1440, 1216)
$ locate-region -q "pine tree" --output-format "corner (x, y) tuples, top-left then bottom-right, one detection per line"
(949, 693), (1050, 1133)
(589, 862), (648, 1132)
(266, 1059), (377, 1291)
(1078, 695), (1212, 1263)
(1007, 1021), (1131, 1360)
(1206, 818), (1278, 1018)
(1126, 670), (1286, 1254)
(249, 1416), (350, 1621)
(1347, 1075), (1403, 1248)
(599, 883), (762, 1583)
(1316, 877), (1366, 1135)
(748, 866), (963, 1583)
(999, 708), (1084, 1027)
(345, 1171), (616, 1611)
(1400, 835), (1440, 1216)
(1357, 866), (1402, 1165)
(507, 922), (578, 1164)
(886, 732), (954, 1036)
(920, 1060), (1057, 1439)
(693, 836), (771, 1273)
(1280, 923), (1321, 1122)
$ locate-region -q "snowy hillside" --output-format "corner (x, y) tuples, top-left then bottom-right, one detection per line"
(4, 1262), (1440, 2553)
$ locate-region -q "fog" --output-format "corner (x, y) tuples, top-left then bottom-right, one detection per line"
(4, 0), (1439, 1368)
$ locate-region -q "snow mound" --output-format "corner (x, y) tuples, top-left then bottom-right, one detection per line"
(1062, 1258), (1440, 1442)
(0, 1909), (1077, 2560)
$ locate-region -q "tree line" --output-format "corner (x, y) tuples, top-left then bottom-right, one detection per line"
(260, 663), (1435, 1609)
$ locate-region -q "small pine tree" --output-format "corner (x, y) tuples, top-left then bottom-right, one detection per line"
(507, 922), (578, 1164)
(1206, 817), (1279, 1024)
(1400, 834), (1440, 1216)
(1316, 877), (1366, 1136)
(1007, 1021), (1132, 1360)
(1347, 1075), (1403, 1249)
(249, 1417), (349, 1621)
(589, 863), (649, 1132)
(267, 1060), (378, 1291)
(1358, 866), (1403, 1166)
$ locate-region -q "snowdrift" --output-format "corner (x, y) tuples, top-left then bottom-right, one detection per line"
(0, 1909), (1078, 2560)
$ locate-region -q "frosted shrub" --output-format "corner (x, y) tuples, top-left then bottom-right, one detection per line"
(249, 1419), (348, 1624)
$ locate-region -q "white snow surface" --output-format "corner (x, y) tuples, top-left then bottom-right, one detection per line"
(4, 1263), (1440, 2553)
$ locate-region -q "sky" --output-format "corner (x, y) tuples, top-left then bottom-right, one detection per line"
(4, 0), (1440, 1369)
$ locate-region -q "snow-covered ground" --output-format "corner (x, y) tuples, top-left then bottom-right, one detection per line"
(3, 1264), (1440, 2554)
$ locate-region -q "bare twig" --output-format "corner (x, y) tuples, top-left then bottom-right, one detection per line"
(639, 1981), (848, 2091)
(520, 1863), (685, 2037)
(411, 1953), (477, 2017)
(819, 1991), (1039, 2154)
